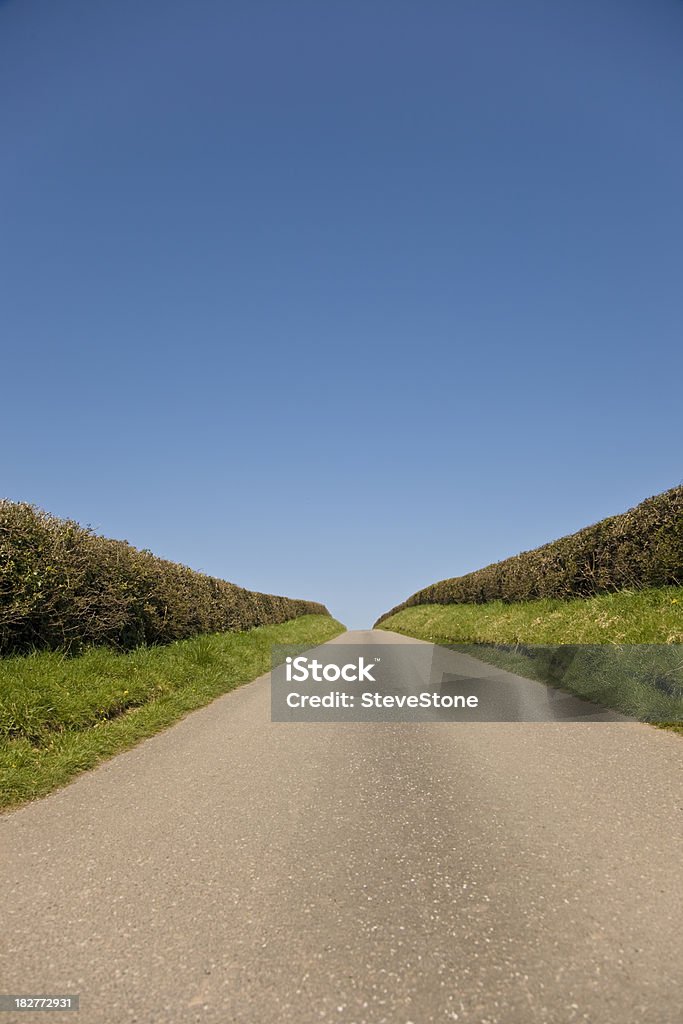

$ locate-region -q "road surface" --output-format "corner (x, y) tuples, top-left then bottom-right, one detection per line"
(2, 630), (681, 1023)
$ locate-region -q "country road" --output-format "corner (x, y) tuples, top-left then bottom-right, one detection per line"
(2, 630), (681, 1024)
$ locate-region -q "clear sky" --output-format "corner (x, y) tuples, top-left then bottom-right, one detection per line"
(2, 0), (682, 629)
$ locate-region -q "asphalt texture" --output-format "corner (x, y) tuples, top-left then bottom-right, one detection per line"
(2, 630), (681, 1024)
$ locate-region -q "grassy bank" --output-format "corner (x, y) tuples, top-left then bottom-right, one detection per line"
(377, 588), (683, 645)
(378, 589), (683, 731)
(0, 614), (344, 810)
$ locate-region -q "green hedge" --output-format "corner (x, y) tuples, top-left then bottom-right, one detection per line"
(0, 502), (330, 654)
(376, 485), (683, 625)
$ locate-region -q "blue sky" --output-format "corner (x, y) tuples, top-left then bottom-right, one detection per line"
(2, 0), (682, 629)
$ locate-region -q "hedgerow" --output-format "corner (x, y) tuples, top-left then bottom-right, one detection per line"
(0, 501), (329, 654)
(376, 485), (683, 625)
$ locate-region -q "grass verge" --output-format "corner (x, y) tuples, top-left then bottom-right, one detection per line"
(0, 614), (345, 810)
(377, 589), (683, 732)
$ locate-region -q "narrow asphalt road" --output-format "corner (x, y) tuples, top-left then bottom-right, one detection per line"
(2, 630), (681, 1024)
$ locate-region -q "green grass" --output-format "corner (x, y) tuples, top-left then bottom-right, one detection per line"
(377, 587), (683, 644)
(0, 614), (345, 810)
(378, 588), (683, 731)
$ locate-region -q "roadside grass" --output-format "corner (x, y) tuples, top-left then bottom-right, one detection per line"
(378, 589), (683, 732)
(0, 614), (345, 810)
